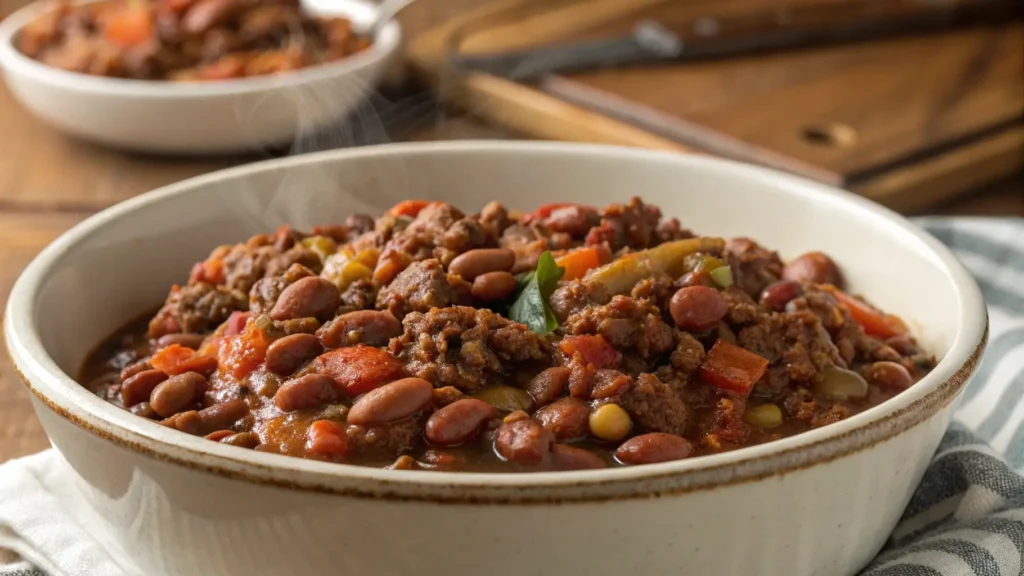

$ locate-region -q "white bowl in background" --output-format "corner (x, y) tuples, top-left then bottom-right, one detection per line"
(0, 0), (400, 154)
(4, 142), (987, 576)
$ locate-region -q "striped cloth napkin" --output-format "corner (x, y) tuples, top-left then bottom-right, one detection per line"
(1, 216), (1021, 576)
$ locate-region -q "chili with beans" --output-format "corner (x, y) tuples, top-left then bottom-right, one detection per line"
(15, 0), (369, 81)
(80, 198), (936, 472)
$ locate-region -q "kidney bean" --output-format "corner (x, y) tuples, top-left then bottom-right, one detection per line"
(120, 369), (168, 407)
(471, 271), (518, 302)
(448, 248), (515, 280)
(348, 377), (434, 426)
(862, 361), (914, 390)
(615, 433), (693, 465)
(274, 373), (342, 412)
(759, 280), (803, 311)
(120, 360), (152, 383)
(494, 419), (554, 464)
(782, 251), (843, 287)
(316, 310), (401, 348)
(156, 332), (205, 350)
(129, 402), (157, 419)
(425, 399), (499, 446)
(534, 398), (591, 440)
(676, 270), (716, 289)
(151, 372), (205, 418)
(551, 444), (606, 470)
(270, 277), (340, 321)
(182, 0), (243, 34)
(222, 431), (261, 449)
(165, 410), (203, 435)
(265, 333), (323, 376)
(545, 205), (596, 236)
(205, 430), (234, 442)
(669, 285), (727, 332)
(526, 367), (570, 407)
(198, 399), (248, 431)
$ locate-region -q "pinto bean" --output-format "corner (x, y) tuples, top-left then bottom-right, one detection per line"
(782, 251), (843, 287)
(759, 280), (803, 311)
(494, 419), (554, 464)
(348, 377), (434, 426)
(669, 286), (727, 332)
(270, 277), (340, 321)
(221, 431), (261, 449)
(120, 369), (168, 407)
(316, 310), (401, 348)
(156, 332), (205, 350)
(425, 399), (499, 446)
(534, 398), (591, 440)
(551, 444), (606, 470)
(120, 360), (152, 383)
(471, 271), (518, 302)
(527, 367), (571, 407)
(274, 373), (342, 412)
(198, 399), (248, 431)
(862, 361), (914, 391)
(615, 433), (693, 465)
(265, 333), (323, 376)
(448, 248), (515, 280)
(150, 372), (205, 417)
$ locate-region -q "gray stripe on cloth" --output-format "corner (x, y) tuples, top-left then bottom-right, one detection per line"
(960, 327), (1024, 405)
(865, 538), (1002, 575)
(923, 223), (1024, 276)
(861, 564), (945, 576)
(976, 368), (1024, 442)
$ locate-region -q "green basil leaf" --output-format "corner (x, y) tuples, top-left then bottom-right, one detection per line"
(508, 251), (565, 335)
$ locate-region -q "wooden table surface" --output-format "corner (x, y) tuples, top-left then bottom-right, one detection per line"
(0, 65), (1022, 464)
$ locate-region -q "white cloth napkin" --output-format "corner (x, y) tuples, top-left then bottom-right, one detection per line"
(2, 216), (1022, 576)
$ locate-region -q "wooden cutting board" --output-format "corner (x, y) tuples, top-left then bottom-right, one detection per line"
(408, 0), (1024, 211)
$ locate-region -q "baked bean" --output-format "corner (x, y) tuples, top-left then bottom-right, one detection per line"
(782, 251), (843, 287)
(205, 430), (234, 442)
(165, 410), (203, 435)
(198, 399), (248, 431)
(182, 0), (243, 34)
(120, 369), (168, 407)
(425, 399), (499, 446)
(222, 431), (261, 449)
(526, 367), (570, 407)
(863, 361), (914, 390)
(348, 377), (434, 426)
(615, 433), (693, 465)
(551, 444), (606, 470)
(471, 271), (518, 302)
(265, 333), (323, 376)
(156, 332), (205, 350)
(448, 248), (515, 280)
(759, 280), (803, 311)
(270, 277), (341, 321)
(316, 310), (401, 348)
(494, 419), (554, 464)
(120, 360), (152, 383)
(129, 402), (157, 419)
(274, 373), (342, 412)
(150, 372), (205, 418)
(669, 285), (727, 332)
(534, 398), (591, 440)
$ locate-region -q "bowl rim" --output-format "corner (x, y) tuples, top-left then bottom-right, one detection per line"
(3, 141), (989, 503)
(0, 0), (401, 98)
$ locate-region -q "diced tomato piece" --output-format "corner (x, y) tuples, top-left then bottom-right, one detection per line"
(149, 344), (195, 374)
(832, 290), (908, 339)
(555, 247), (602, 281)
(521, 203), (597, 226)
(387, 200), (432, 218)
(218, 321), (272, 379)
(315, 345), (404, 395)
(307, 420), (348, 458)
(699, 340), (769, 397)
(559, 335), (621, 369)
(102, 7), (153, 47)
(189, 257), (225, 285)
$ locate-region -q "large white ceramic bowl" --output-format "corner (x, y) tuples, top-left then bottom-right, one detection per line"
(0, 0), (400, 154)
(4, 142), (987, 576)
